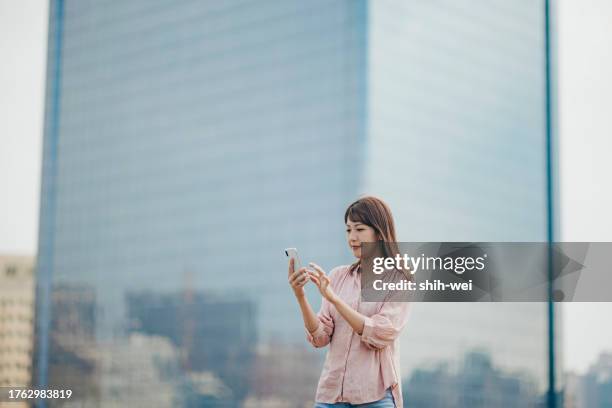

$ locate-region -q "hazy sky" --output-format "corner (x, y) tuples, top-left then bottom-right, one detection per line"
(0, 0), (46, 255)
(0, 0), (610, 374)
(557, 0), (612, 374)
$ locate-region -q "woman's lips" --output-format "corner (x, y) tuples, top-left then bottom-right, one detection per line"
(351, 245), (361, 250)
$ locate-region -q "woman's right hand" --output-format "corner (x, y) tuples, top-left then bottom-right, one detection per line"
(288, 258), (309, 298)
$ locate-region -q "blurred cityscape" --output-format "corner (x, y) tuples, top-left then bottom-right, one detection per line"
(2, 254), (612, 406)
(0, 0), (610, 407)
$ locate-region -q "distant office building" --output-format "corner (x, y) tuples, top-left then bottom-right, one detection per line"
(403, 350), (539, 408)
(47, 284), (99, 403)
(565, 352), (612, 408)
(126, 291), (256, 404)
(564, 372), (583, 408)
(96, 334), (180, 408)
(50, 284), (96, 345)
(38, 0), (556, 406)
(0, 255), (35, 408)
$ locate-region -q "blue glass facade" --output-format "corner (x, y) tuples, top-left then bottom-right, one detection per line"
(43, 0), (367, 336)
(37, 1), (554, 406)
(364, 1), (556, 403)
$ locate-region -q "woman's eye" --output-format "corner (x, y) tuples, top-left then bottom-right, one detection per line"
(356, 229), (365, 232)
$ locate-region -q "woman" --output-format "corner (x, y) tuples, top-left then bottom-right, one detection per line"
(288, 196), (410, 408)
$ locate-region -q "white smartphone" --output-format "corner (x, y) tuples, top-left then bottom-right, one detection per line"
(285, 247), (302, 273)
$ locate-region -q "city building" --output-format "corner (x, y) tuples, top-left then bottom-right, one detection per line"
(564, 352), (612, 408)
(126, 291), (256, 404)
(403, 349), (540, 408)
(96, 334), (180, 408)
(0, 255), (35, 408)
(37, 0), (557, 406)
(564, 371), (582, 408)
(46, 284), (99, 401)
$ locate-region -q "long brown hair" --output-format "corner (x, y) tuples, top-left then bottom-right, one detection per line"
(344, 196), (401, 274)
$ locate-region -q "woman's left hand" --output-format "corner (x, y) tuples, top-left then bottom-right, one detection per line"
(308, 263), (337, 303)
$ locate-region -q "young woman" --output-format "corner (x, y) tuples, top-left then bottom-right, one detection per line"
(288, 196), (410, 408)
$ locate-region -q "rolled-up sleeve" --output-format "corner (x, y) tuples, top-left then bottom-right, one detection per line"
(305, 303), (334, 348)
(360, 301), (410, 350)
(305, 267), (342, 348)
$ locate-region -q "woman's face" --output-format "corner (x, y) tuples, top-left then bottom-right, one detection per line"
(346, 217), (379, 259)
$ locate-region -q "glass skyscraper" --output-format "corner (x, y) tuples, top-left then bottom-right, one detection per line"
(37, 1), (557, 406)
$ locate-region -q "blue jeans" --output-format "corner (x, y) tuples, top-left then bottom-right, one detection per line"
(314, 389), (395, 408)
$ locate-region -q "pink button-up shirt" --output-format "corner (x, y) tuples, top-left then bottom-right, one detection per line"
(306, 264), (410, 407)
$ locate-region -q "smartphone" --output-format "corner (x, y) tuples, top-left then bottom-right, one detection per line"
(285, 247), (302, 274)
